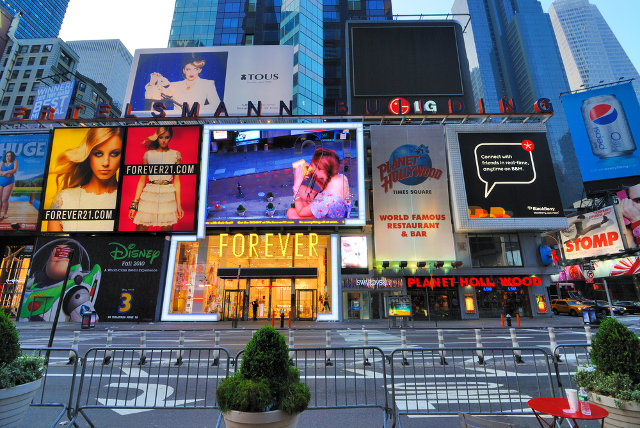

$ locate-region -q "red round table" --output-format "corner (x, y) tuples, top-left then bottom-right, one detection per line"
(528, 397), (608, 427)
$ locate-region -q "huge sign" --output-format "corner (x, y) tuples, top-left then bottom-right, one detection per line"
(0, 133), (49, 231)
(561, 82), (640, 184)
(554, 256), (640, 281)
(371, 126), (455, 261)
(447, 126), (567, 231)
(407, 275), (542, 288)
(347, 21), (473, 115)
(560, 206), (626, 260)
(39, 126), (202, 233)
(124, 46), (293, 117)
(29, 81), (76, 120)
(205, 124), (365, 226)
(20, 236), (166, 322)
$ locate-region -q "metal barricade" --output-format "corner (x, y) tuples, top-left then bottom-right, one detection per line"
(389, 347), (556, 428)
(552, 343), (591, 397)
(235, 346), (391, 427)
(21, 347), (80, 428)
(70, 346), (231, 428)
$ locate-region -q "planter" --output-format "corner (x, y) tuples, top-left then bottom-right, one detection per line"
(237, 210), (246, 217)
(0, 378), (43, 428)
(589, 392), (640, 428)
(222, 410), (299, 428)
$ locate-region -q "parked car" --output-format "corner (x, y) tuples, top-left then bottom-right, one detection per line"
(613, 301), (640, 314)
(550, 299), (590, 316)
(580, 300), (625, 315)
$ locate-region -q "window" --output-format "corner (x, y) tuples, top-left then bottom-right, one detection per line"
(27, 96), (34, 105)
(27, 56), (35, 65)
(18, 45), (28, 53)
(91, 91), (98, 102)
(2, 58), (6, 67)
(31, 82), (39, 91)
(10, 70), (18, 79)
(6, 83), (14, 92)
(30, 45), (40, 53)
(469, 234), (523, 267)
(14, 96), (22, 105)
(35, 69), (43, 78)
(1, 97), (9, 106)
(43, 44), (53, 52)
(23, 70), (30, 78)
(78, 82), (86, 92)
(19, 82), (27, 91)
(14, 57), (22, 66)
(59, 51), (73, 67)
(0, 111), (5, 120)
(39, 56), (48, 65)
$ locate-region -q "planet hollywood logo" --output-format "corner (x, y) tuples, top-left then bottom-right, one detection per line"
(377, 144), (443, 193)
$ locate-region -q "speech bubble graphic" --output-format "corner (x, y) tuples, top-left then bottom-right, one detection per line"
(474, 143), (536, 197)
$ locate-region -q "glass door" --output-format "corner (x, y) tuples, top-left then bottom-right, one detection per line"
(296, 289), (316, 320)
(223, 290), (244, 321)
(248, 279), (269, 319)
(271, 278), (291, 319)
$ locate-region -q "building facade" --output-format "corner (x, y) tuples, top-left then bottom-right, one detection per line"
(548, 0), (640, 101)
(451, 0), (583, 208)
(0, 0), (69, 39)
(66, 40), (133, 109)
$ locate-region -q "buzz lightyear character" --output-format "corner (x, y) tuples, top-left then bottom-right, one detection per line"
(20, 239), (102, 322)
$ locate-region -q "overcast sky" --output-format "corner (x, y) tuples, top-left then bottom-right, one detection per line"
(59, 0), (639, 72)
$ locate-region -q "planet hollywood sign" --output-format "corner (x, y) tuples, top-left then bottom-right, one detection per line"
(407, 275), (542, 288)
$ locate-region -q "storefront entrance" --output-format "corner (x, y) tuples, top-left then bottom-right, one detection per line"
(1, 242), (33, 318)
(296, 289), (316, 320)
(223, 289), (244, 320)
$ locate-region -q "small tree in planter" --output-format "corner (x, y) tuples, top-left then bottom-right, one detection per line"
(266, 202), (275, 216)
(217, 326), (310, 428)
(575, 317), (640, 426)
(0, 310), (46, 427)
(265, 192), (275, 202)
(237, 204), (246, 216)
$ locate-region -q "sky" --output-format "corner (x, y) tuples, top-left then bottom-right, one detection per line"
(59, 0), (639, 72)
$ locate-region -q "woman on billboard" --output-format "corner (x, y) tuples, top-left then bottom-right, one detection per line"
(128, 127), (184, 231)
(0, 151), (18, 220)
(145, 55), (221, 114)
(47, 128), (123, 231)
(287, 148), (352, 219)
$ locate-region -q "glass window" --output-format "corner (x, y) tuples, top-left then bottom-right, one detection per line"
(14, 96), (22, 105)
(31, 82), (39, 91)
(27, 56), (35, 65)
(6, 83), (14, 92)
(18, 45), (28, 53)
(14, 57), (22, 66)
(10, 70), (18, 79)
(43, 44), (53, 52)
(469, 234), (523, 267)
(39, 56), (48, 65)
(1, 97), (9, 106)
(23, 70), (31, 78)
(0, 110), (5, 120)
(18, 82), (27, 91)
(78, 82), (86, 92)
(30, 45), (40, 53)
(35, 69), (43, 78)
(27, 95), (34, 105)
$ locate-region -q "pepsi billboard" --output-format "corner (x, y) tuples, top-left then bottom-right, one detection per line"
(561, 82), (640, 185)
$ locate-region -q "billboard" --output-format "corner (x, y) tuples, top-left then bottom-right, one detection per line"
(0, 133), (49, 231)
(447, 125), (568, 231)
(371, 126), (455, 261)
(347, 21), (473, 115)
(117, 126), (201, 232)
(124, 46), (293, 117)
(617, 181), (640, 249)
(19, 236), (166, 322)
(29, 80), (76, 120)
(205, 124), (365, 227)
(341, 236), (368, 269)
(560, 206), (626, 260)
(561, 82), (640, 184)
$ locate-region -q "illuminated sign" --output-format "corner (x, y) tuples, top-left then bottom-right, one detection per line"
(560, 206), (625, 260)
(212, 233), (319, 258)
(342, 277), (403, 289)
(407, 276), (542, 288)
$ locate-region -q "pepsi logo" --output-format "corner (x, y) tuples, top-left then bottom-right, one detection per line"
(589, 104), (618, 125)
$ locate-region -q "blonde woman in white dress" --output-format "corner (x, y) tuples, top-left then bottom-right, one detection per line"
(47, 128), (123, 232)
(128, 127), (184, 231)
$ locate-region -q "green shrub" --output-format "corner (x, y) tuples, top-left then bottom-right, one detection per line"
(0, 310), (20, 366)
(575, 369), (639, 403)
(0, 354), (45, 389)
(590, 317), (640, 383)
(216, 325), (310, 414)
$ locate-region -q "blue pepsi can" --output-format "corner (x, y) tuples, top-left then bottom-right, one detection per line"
(581, 94), (636, 158)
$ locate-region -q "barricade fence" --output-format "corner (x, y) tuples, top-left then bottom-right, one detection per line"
(69, 346), (231, 427)
(21, 347), (79, 428)
(234, 346), (392, 427)
(389, 347), (556, 428)
(552, 343), (591, 397)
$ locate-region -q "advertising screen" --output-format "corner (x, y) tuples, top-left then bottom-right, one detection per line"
(388, 295), (411, 317)
(561, 82), (640, 184)
(20, 236), (166, 322)
(617, 181), (640, 249)
(0, 133), (49, 231)
(371, 126), (456, 261)
(454, 131), (564, 219)
(117, 126), (201, 232)
(124, 46), (293, 117)
(205, 124), (365, 226)
(40, 128), (124, 232)
(29, 81), (76, 120)
(341, 236), (367, 269)
(560, 206), (626, 260)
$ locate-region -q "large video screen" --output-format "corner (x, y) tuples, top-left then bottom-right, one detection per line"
(0, 133), (50, 231)
(561, 82), (640, 184)
(124, 46), (293, 117)
(205, 124), (365, 226)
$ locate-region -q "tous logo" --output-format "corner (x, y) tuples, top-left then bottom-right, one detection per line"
(241, 73), (279, 81)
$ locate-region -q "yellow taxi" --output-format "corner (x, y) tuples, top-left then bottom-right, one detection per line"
(550, 299), (590, 316)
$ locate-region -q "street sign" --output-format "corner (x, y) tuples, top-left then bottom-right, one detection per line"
(585, 269), (595, 284)
(582, 261), (595, 271)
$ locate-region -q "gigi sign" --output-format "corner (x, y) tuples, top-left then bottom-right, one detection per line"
(214, 233), (319, 258)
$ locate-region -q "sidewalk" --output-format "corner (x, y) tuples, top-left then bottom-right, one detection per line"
(16, 314), (588, 332)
